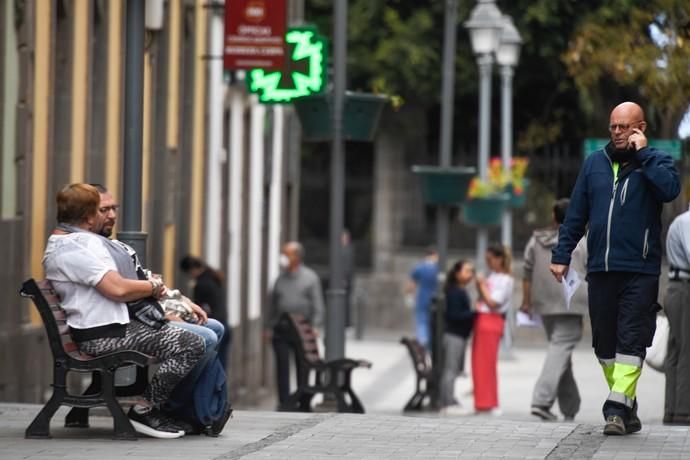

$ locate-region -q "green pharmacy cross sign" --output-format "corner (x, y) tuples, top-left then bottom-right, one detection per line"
(247, 27), (327, 103)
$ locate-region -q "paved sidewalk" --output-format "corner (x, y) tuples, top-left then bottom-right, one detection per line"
(2, 403), (690, 459)
(2, 333), (686, 459)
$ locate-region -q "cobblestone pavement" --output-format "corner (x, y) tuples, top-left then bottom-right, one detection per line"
(1, 332), (686, 459)
(2, 403), (690, 459)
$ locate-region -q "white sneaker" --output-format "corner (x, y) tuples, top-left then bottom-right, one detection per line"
(443, 405), (472, 416)
(490, 407), (503, 417)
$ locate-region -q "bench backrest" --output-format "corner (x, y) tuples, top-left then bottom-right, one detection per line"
(400, 337), (432, 375)
(20, 278), (84, 361)
(281, 313), (322, 365)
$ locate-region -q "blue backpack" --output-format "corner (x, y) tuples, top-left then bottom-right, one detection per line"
(165, 350), (228, 427)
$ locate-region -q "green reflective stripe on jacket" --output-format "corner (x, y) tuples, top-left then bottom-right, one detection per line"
(611, 362), (642, 399)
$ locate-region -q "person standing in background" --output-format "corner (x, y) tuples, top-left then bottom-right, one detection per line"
(663, 204), (690, 425)
(341, 229), (355, 328)
(440, 260), (475, 415)
(405, 248), (439, 349)
(180, 255), (232, 370)
(264, 241), (325, 408)
(472, 245), (514, 415)
(522, 198), (588, 422)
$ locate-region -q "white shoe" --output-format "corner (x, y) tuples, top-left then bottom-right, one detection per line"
(490, 407), (503, 417)
(443, 405), (472, 416)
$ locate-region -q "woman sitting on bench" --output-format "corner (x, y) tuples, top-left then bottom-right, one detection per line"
(42, 183), (205, 439)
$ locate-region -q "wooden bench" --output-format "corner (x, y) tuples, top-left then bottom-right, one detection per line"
(20, 279), (156, 439)
(400, 337), (436, 411)
(278, 313), (372, 413)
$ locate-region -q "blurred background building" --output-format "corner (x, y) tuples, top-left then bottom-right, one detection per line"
(0, 0), (687, 405)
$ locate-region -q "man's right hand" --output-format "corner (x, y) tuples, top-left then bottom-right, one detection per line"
(550, 263), (569, 283)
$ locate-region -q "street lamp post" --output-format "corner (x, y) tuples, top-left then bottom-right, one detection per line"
(496, 15), (522, 250)
(465, 0), (503, 272)
(325, 0), (347, 362)
(120, 0), (147, 265)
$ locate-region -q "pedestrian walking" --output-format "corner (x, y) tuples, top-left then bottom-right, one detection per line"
(405, 247), (439, 349)
(440, 260), (475, 415)
(522, 198), (588, 422)
(551, 101), (680, 435)
(472, 244), (514, 415)
(663, 204), (690, 425)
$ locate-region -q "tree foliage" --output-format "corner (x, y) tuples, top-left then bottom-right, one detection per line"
(563, 0), (690, 138)
(304, 0), (688, 154)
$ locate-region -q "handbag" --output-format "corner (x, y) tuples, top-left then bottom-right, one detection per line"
(128, 297), (168, 329)
(159, 289), (198, 323)
(645, 313), (668, 372)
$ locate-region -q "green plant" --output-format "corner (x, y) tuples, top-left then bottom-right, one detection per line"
(467, 157), (529, 199)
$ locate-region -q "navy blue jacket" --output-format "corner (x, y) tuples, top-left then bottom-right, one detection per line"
(553, 143), (680, 275)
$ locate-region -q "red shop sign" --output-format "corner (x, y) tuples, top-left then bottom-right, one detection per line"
(224, 0), (287, 70)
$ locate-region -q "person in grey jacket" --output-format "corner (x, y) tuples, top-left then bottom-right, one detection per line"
(521, 198), (588, 422)
(264, 241), (325, 407)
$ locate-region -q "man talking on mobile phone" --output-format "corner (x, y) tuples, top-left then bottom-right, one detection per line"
(550, 102), (680, 435)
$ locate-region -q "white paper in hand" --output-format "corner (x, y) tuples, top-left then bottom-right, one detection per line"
(562, 269), (582, 311)
(516, 310), (541, 328)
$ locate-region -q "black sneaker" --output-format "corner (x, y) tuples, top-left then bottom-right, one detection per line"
(127, 407), (185, 439)
(205, 405), (234, 437)
(603, 415), (626, 435)
(530, 406), (557, 421)
(627, 401), (642, 434)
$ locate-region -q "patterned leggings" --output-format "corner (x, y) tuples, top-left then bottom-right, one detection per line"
(78, 321), (205, 406)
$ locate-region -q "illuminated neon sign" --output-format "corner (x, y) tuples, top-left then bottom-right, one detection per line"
(247, 27), (328, 103)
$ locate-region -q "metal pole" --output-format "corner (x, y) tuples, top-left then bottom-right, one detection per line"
(500, 64), (514, 249)
(204, 8), (225, 268)
(476, 53), (493, 272)
(436, 0), (458, 274)
(499, 64), (516, 360)
(325, 0), (347, 362)
(431, 0), (459, 410)
(119, 0), (147, 265)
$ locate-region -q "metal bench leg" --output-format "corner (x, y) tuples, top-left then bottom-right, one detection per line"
(65, 371), (101, 428)
(101, 372), (138, 440)
(25, 390), (64, 439)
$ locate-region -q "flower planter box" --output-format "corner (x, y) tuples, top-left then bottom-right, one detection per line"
(411, 166), (477, 205)
(294, 92), (389, 142)
(506, 180), (529, 208)
(462, 195), (509, 227)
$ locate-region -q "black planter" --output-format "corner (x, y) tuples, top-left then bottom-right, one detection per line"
(411, 166), (477, 205)
(294, 92), (389, 142)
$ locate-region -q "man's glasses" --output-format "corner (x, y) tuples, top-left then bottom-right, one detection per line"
(608, 121), (642, 132)
(99, 205), (120, 213)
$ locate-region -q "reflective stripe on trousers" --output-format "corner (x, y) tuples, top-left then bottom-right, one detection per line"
(599, 353), (642, 409)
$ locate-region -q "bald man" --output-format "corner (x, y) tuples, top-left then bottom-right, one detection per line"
(264, 241), (325, 408)
(551, 102), (680, 435)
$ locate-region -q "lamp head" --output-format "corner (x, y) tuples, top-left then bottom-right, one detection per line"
(464, 0), (504, 55)
(496, 15), (523, 67)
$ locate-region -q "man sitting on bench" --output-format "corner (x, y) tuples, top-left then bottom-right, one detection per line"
(42, 183), (205, 439)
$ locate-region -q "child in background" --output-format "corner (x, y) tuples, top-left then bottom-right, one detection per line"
(440, 260), (476, 415)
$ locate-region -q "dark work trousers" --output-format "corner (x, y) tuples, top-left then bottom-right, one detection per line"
(272, 325), (302, 406)
(664, 281), (690, 420)
(587, 272), (659, 421)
